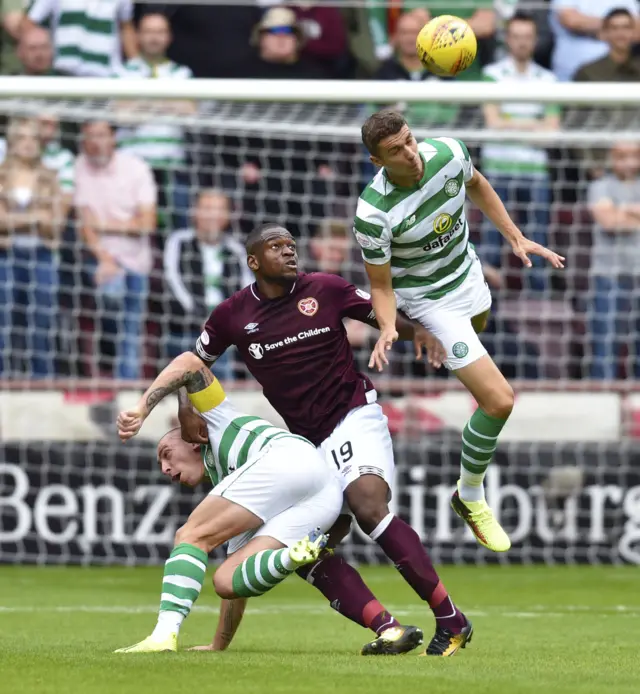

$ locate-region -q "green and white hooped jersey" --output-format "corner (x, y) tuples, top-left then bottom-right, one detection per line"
(353, 138), (475, 301)
(190, 380), (312, 487)
(27, 0), (133, 77)
(117, 57), (193, 168)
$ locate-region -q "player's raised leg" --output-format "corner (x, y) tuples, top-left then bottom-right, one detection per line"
(214, 529), (329, 599)
(114, 493), (263, 653)
(450, 328), (513, 552)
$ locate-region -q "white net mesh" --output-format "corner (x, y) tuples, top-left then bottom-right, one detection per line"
(0, 81), (639, 565)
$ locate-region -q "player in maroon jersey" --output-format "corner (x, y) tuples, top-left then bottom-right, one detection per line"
(179, 223), (472, 657)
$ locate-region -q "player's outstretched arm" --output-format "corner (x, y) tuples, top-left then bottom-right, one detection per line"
(188, 598), (247, 652)
(364, 261), (398, 372)
(466, 170), (565, 270)
(116, 352), (214, 442)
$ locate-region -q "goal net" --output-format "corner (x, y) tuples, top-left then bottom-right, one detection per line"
(0, 78), (639, 566)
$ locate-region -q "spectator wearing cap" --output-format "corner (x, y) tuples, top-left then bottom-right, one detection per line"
(250, 6), (326, 79)
(74, 121), (157, 380)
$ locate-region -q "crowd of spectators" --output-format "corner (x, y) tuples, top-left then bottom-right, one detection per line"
(0, 1), (639, 383)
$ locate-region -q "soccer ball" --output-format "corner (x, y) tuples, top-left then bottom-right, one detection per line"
(416, 15), (477, 77)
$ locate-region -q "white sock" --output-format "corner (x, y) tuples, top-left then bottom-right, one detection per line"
(458, 470), (486, 503)
(369, 512), (394, 541)
(152, 610), (185, 639)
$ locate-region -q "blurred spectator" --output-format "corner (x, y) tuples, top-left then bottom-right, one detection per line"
(115, 13), (195, 232)
(0, 113), (74, 208)
(0, 117), (63, 377)
(1, 0), (24, 74)
(163, 189), (250, 380)
(574, 8), (640, 81)
(436, 1), (497, 79)
(481, 263), (541, 379)
(291, 2), (349, 78)
(494, 0), (553, 68)
(481, 12), (559, 292)
(306, 218), (367, 286)
(305, 219), (372, 358)
(550, 0), (639, 81)
(373, 10), (460, 128)
(24, 0), (137, 77)
(143, 3), (261, 78)
(340, 4), (380, 78)
(587, 141), (640, 379)
(250, 7), (325, 78)
(15, 25), (54, 76)
(75, 121), (157, 380)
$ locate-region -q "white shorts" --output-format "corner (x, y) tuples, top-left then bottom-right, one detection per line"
(318, 403), (395, 512)
(397, 255), (492, 371)
(215, 437), (342, 555)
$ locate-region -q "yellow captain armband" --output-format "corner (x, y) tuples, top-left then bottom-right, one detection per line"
(188, 377), (226, 413)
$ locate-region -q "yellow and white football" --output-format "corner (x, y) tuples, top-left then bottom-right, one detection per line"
(416, 15), (477, 77)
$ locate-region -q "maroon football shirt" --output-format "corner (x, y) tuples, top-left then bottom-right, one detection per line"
(195, 272), (376, 446)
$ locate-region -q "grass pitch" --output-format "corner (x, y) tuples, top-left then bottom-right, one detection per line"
(1, 565), (639, 694)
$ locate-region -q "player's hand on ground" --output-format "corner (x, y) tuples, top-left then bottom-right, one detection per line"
(187, 644), (221, 652)
(179, 409), (209, 444)
(369, 328), (398, 372)
(117, 405), (147, 442)
(511, 237), (565, 269)
(413, 326), (446, 369)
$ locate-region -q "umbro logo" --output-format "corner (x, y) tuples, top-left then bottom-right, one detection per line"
(244, 322), (259, 334)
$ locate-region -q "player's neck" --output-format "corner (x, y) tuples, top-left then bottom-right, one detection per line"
(386, 161), (424, 189)
(255, 277), (296, 299)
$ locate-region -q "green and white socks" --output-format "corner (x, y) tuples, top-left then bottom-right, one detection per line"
(231, 548), (298, 597)
(459, 408), (507, 502)
(150, 544), (302, 640)
(152, 543), (208, 640)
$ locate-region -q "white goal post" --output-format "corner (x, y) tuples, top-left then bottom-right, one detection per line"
(0, 78), (639, 566)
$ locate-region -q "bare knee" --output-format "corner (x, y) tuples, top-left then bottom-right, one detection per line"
(213, 568), (236, 599)
(480, 382), (515, 420)
(349, 497), (390, 535)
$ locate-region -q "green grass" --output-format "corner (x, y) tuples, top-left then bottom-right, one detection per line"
(1, 565), (639, 694)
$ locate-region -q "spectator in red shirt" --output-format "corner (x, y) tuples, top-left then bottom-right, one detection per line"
(292, 2), (349, 77)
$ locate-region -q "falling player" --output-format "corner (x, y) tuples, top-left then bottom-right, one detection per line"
(179, 223), (473, 656)
(354, 110), (565, 552)
(113, 351), (342, 653)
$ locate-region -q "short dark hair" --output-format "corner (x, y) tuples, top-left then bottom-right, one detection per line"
(361, 110), (407, 156)
(245, 222), (290, 254)
(603, 7), (634, 26)
(506, 11), (537, 29)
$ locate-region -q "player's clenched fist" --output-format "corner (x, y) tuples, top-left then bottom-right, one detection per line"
(117, 405), (148, 441)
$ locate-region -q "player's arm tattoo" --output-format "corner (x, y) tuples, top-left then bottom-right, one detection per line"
(213, 598), (247, 650)
(142, 353), (215, 415)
